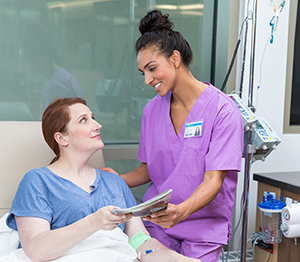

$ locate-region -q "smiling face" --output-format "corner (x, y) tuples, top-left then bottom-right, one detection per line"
(137, 47), (178, 96)
(62, 103), (104, 153)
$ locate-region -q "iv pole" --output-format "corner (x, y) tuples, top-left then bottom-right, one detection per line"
(240, 0), (257, 261)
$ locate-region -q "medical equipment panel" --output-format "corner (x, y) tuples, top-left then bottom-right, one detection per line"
(251, 116), (281, 162)
(228, 94), (258, 131)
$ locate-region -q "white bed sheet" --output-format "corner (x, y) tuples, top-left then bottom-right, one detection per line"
(0, 213), (19, 253)
(0, 213), (138, 262)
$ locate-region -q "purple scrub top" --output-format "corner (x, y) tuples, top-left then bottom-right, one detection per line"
(138, 84), (243, 244)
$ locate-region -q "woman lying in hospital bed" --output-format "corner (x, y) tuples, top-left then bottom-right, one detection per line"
(4, 98), (200, 262)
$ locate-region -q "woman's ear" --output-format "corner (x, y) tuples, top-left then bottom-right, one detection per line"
(171, 50), (181, 68)
(54, 132), (68, 147)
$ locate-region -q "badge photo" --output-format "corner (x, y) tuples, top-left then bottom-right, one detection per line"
(184, 121), (203, 138)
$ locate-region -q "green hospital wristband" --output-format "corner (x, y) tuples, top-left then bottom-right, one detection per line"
(129, 231), (151, 250)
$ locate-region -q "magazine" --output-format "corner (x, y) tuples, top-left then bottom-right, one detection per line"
(112, 189), (173, 217)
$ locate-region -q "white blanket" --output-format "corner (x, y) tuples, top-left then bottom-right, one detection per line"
(0, 213), (19, 253)
(0, 227), (138, 262)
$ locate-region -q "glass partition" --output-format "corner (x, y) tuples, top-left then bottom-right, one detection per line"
(0, 0), (233, 201)
(0, 0), (225, 144)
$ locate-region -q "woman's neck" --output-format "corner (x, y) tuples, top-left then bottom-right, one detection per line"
(48, 155), (96, 193)
(48, 151), (92, 179)
(171, 70), (207, 110)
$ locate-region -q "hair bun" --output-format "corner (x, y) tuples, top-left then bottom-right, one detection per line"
(139, 10), (173, 34)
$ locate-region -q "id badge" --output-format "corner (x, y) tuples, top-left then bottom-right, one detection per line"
(184, 121), (203, 138)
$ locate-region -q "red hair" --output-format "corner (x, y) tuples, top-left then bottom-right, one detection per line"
(42, 97), (87, 164)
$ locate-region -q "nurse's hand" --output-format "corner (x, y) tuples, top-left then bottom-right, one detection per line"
(99, 167), (120, 176)
(142, 204), (187, 228)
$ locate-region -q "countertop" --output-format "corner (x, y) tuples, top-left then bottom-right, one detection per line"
(253, 172), (300, 194)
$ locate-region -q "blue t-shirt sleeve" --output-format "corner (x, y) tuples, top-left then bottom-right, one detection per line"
(6, 169), (52, 231)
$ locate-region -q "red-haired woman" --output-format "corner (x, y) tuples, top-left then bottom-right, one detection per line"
(6, 98), (199, 262)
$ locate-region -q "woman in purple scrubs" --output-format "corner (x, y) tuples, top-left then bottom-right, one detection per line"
(103, 10), (243, 262)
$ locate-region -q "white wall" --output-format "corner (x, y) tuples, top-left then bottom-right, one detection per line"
(233, 0), (298, 251)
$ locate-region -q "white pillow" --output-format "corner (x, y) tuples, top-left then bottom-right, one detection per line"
(0, 213), (19, 252)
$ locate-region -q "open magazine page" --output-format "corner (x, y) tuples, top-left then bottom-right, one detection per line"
(112, 189), (173, 217)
